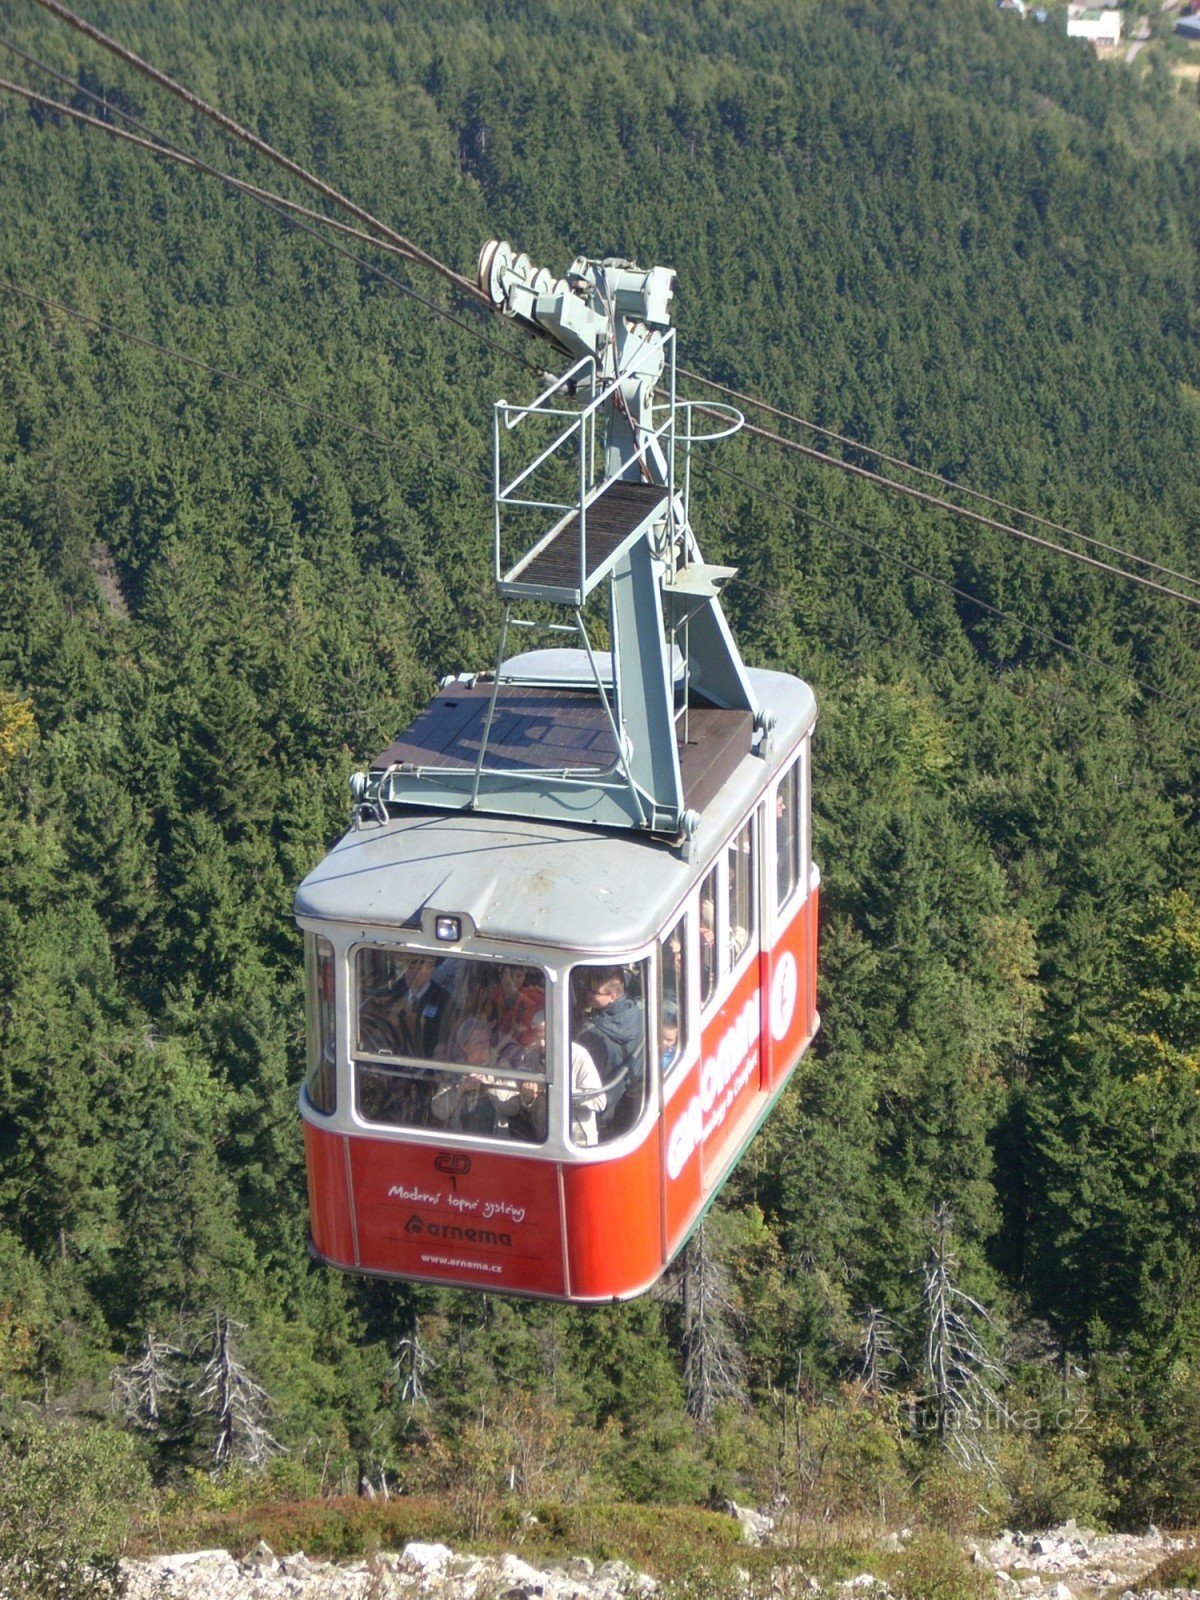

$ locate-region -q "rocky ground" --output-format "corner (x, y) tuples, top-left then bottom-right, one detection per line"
(119, 1518), (1198, 1600)
(972, 1523), (1197, 1600)
(122, 1541), (659, 1599)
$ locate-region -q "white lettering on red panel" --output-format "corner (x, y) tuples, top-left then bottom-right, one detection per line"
(770, 950), (798, 1042)
(666, 992), (760, 1181)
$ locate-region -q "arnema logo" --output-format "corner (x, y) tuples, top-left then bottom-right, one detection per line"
(404, 1214), (512, 1248)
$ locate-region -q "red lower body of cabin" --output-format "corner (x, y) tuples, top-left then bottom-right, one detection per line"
(305, 888), (819, 1301)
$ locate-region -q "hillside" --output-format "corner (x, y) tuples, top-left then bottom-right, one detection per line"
(2, 0), (1200, 1559)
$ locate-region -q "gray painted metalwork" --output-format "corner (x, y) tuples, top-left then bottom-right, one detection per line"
(350, 242), (775, 843)
(297, 668), (816, 956)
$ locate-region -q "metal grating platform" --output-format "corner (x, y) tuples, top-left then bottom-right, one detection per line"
(503, 480), (667, 598)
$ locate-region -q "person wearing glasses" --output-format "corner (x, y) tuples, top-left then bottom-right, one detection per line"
(574, 967), (645, 1138)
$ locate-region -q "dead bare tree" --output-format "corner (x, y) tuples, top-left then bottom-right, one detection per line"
(679, 1221), (746, 1422)
(110, 1325), (184, 1434)
(194, 1311), (283, 1473)
(393, 1315), (434, 1407)
(920, 1203), (1008, 1470)
(856, 1306), (899, 1400)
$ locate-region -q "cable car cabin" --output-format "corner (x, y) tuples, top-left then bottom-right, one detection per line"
(295, 242), (820, 1301)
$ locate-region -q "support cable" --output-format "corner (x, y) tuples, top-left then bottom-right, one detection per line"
(682, 366), (1200, 594)
(696, 406), (1200, 612)
(702, 456), (1200, 729)
(29, 0), (491, 306)
(13, 5), (1200, 612)
(0, 69), (539, 371)
(1, 278), (492, 492)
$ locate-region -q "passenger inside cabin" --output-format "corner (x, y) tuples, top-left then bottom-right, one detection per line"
(487, 963), (545, 1048)
(366, 954), (454, 1060)
(428, 1017), (516, 1134)
(728, 828), (752, 963)
(510, 1011), (605, 1146)
(660, 1004), (680, 1072)
(699, 892), (717, 1000)
(663, 926), (683, 1010)
(574, 967), (645, 1137)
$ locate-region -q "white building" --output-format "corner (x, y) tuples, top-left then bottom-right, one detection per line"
(1066, 5), (1122, 46)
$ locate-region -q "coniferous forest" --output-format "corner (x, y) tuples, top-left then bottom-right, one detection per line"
(2, 0), (1200, 1577)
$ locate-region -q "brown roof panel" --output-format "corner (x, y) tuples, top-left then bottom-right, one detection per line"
(372, 683), (751, 811)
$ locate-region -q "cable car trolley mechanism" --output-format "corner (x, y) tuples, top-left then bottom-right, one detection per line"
(296, 242), (820, 1301)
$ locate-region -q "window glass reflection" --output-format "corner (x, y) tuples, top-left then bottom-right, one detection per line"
(354, 949), (548, 1142)
(568, 960), (648, 1143)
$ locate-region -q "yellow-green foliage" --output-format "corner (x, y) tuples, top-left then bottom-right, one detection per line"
(0, 690), (35, 773)
(786, 1391), (911, 1525)
(884, 1530), (992, 1600)
(998, 1427), (1115, 1532)
(0, 1419), (149, 1600)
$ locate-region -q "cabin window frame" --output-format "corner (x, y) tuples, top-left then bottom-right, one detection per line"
(566, 955), (652, 1149)
(304, 932), (337, 1115)
(727, 814), (757, 979)
(658, 911), (689, 1085)
(698, 811), (758, 1021)
(350, 941), (551, 1145)
(772, 740), (810, 920)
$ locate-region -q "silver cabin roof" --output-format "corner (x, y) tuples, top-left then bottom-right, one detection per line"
(295, 668), (816, 954)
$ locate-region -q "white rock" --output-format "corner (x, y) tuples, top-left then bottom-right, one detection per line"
(728, 1500), (775, 1546)
(1046, 1584), (1074, 1600)
(499, 1549), (549, 1585)
(156, 1549), (239, 1572)
(401, 1540), (455, 1574)
(598, 1559), (635, 1580)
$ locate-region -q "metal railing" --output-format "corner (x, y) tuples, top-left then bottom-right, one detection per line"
(492, 331), (679, 599)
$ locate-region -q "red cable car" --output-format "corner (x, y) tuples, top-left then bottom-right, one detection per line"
(295, 244), (819, 1301)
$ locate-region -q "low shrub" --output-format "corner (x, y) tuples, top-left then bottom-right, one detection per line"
(1136, 1550), (1200, 1592)
(0, 1416), (149, 1600)
(883, 1529), (993, 1600)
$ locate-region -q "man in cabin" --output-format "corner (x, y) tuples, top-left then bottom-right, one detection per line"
(429, 1016), (508, 1135)
(386, 954), (454, 1060)
(574, 967), (645, 1136)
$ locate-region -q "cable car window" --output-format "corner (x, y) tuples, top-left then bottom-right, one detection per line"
(699, 864), (720, 1008)
(729, 816), (756, 966)
(354, 949), (548, 1142)
(304, 934), (336, 1115)
(776, 759), (801, 912)
(569, 960), (648, 1145)
(659, 915), (687, 1078)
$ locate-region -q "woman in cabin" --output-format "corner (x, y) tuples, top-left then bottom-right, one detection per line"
(507, 1010), (605, 1146)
